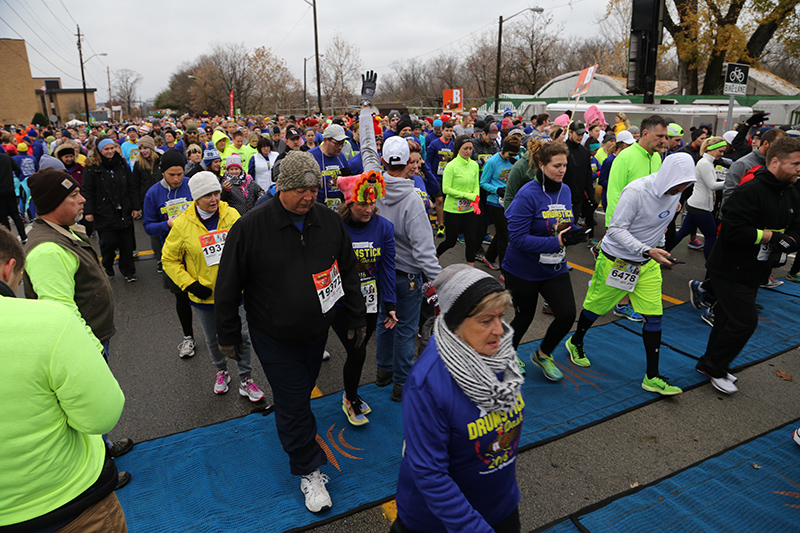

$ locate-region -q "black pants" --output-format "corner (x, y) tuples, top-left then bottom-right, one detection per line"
(485, 204), (508, 265)
(98, 226), (136, 277)
(473, 188), (490, 252)
(331, 311), (377, 402)
(504, 270), (575, 352)
(697, 276), (759, 378)
(0, 192), (26, 240)
(391, 506), (520, 533)
(250, 328), (328, 476)
(437, 211), (478, 262)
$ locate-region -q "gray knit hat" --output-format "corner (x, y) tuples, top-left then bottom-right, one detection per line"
(189, 171), (221, 200)
(277, 150), (322, 191)
(434, 264), (505, 330)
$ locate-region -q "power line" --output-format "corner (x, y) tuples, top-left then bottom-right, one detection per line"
(273, 6), (310, 52)
(13, 0), (77, 61)
(0, 36), (49, 75)
(38, 0), (77, 40)
(3, 0), (79, 67)
(56, 0), (77, 25)
(0, 15), (81, 82)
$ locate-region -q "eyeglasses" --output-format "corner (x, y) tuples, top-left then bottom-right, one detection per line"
(328, 139), (346, 146)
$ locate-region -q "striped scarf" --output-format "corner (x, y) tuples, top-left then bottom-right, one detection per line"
(434, 316), (523, 413)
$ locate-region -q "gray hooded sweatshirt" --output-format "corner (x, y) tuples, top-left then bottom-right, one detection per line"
(359, 107), (441, 280)
(603, 153), (697, 263)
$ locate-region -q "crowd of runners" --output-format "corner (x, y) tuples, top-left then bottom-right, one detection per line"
(2, 67), (800, 533)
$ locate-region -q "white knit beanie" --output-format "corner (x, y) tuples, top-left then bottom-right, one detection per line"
(189, 171), (222, 200)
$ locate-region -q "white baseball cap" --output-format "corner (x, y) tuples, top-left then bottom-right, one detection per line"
(323, 124), (347, 141)
(616, 130), (636, 145)
(382, 136), (410, 165)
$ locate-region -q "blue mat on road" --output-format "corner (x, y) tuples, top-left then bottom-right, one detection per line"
(574, 421), (800, 532)
(616, 289), (800, 365)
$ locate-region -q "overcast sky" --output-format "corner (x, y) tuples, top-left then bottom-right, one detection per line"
(2, 0), (604, 102)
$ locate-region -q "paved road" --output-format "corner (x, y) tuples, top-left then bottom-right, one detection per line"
(95, 214), (800, 532)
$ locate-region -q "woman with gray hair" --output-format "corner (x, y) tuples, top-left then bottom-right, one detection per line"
(393, 264), (524, 533)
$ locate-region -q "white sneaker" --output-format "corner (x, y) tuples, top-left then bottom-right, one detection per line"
(726, 372), (737, 383)
(793, 428), (800, 446)
(214, 370), (230, 394)
(300, 469), (332, 513)
(239, 378), (265, 402)
(178, 337), (195, 358)
(322, 350), (331, 361)
(710, 375), (738, 394)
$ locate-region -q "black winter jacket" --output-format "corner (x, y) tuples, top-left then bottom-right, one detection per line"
(82, 153), (140, 231)
(215, 195), (366, 345)
(707, 167), (800, 286)
(133, 156), (162, 207)
(564, 138), (594, 206)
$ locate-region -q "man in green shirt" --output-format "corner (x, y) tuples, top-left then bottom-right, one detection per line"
(605, 115), (669, 226)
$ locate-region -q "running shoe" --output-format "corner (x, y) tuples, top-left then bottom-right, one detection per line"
(587, 238), (599, 246)
(786, 272), (800, 284)
(239, 378), (265, 402)
(499, 274), (505, 283)
(178, 337), (195, 358)
(695, 366), (738, 394)
(727, 372), (738, 383)
(687, 238), (704, 250)
(793, 428), (800, 447)
(132, 250), (139, 257)
(516, 354), (526, 375)
(457, 234), (465, 244)
(214, 369), (230, 394)
(641, 375), (682, 395)
(565, 336), (591, 367)
(688, 280), (710, 309)
(530, 351), (563, 381)
(125, 275), (137, 283)
(701, 307), (714, 327)
(481, 256), (500, 271)
(322, 350), (331, 361)
(342, 394), (369, 426)
(483, 234), (494, 245)
(761, 275), (784, 289)
(300, 469), (332, 513)
(590, 243), (600, 261)
(541, 301), (553, 315)
(436, 225), (445, 238)
(105, 268), (115, 279)
(613, 303), (643, 322)
(156, 261), (163, 274)
(376, 368), (393, 387)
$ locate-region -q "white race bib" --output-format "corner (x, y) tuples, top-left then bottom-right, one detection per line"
(539, 246), (566, 265)
(163, 197), (191, 220)
(313, 260), (344, 313)
(199, 230), (228, 267)
(605, 258), (640, 292)
(757, 242), (785, 264)
(457, 198), (471, 211)
(361, 279), (378, 314)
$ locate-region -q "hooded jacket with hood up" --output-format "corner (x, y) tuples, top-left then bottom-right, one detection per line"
(359, 107), (441, 281)
(603, 153), (696, 263)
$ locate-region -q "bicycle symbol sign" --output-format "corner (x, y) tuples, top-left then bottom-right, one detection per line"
(724, 63), (749, 96)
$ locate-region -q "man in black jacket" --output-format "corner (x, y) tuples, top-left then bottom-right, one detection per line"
(0, 152), (25, 243)
(215, 150), (365, 514)
(697, 137), (800, 394)
(564, 121), (595, 236)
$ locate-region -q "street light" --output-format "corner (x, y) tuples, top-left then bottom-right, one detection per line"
(302, 0), (323, 115)
(493, 7), (543, 113)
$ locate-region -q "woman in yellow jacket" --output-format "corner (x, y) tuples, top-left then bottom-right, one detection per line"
(436, 135), (481, 266)
(162, 171), (265, 401)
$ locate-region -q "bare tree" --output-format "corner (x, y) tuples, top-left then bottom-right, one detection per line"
(319, 33), (362, 111)
(248, 46), (304, 114)
(113, 69), (143, 116)
(504, 11), (563, 94)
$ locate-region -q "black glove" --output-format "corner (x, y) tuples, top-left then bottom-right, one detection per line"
(347, 326), (368, 349)
(187, 281), (213, 300)
(746, 112), (769, 127)
(769, 232), (797, 265)
(561, 227), (590, 246)
(496, 187), (506, 198)
(360, 71), (377, 103)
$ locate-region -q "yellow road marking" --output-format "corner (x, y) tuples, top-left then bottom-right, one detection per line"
(311, 386), (323, 399)
(380, 500), (397, 523)
(567, 261), (686, 305)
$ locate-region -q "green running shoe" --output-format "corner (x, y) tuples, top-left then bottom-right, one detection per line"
(531, 351), (563, 381)
(565, 336), (591, 367)
(786, 272), (800, 284)
(516, 355), (526, 375)
(642, 375), (682, 396)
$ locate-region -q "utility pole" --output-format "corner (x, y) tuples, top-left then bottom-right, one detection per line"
(107, 66), (112, 106)
(312, 0), (323, 115)
(493, 15), (503, 114)
(76, 25), (90, 123)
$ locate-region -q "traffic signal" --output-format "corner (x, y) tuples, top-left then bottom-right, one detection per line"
(627, 0), (665, 103)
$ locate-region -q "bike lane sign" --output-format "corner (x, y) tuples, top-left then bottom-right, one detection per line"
(724, 63), (749, 96)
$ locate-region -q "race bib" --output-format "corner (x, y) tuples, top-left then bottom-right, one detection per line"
(757, 242), (785, 264)
(361, 279), (378, 314)
(437, 160), (447, 176)
(199, 230), (228, 267)
(539, 246), (566, 265)
(457, 198), (471, 211)
(163, 197), (191, 220)
(605, 258), (640, 292)
(323, 166), (341, 191)
(313, 260), (344, 313)
(324, 197), (341, 210)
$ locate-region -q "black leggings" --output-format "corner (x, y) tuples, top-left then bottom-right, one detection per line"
(437, 211), (478, 262)
(331, 311), (378, 402)
(485, 204), (508, 265)
(504, 270), (575, 352)
(176, 291), (194, 338)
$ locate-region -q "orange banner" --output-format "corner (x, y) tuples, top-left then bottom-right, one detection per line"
(442, 88), (463, 113)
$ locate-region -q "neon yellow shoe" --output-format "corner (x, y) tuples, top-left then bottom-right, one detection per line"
(565, 336), (591, 367)
(642, 375), (682, 396)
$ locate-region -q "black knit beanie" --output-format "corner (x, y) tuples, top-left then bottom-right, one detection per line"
(160, 148), (185, 171)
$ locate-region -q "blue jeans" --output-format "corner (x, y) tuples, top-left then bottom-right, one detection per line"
(376, 271), (423, 387)
(194, 305), (252, 379)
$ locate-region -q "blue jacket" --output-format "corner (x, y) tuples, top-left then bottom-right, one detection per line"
(308, 146), (348, 208)
(31, 139), (46, 168)
(502, 177), (576, 281)
(397, 335), (524, 533)
(479, 153), (514, 207)
(598, 153), (616, 210)
(425, 137), (454, 179)
(342, 215), (397, 311)
(142, 178), (193, 242)
(12, 154), (37, 179)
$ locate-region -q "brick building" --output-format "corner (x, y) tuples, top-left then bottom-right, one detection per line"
(0, 38), (97, 126)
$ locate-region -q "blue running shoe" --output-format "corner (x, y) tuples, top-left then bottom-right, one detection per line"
(530, 351), (563, 381)
(613, 303), (643, 322)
